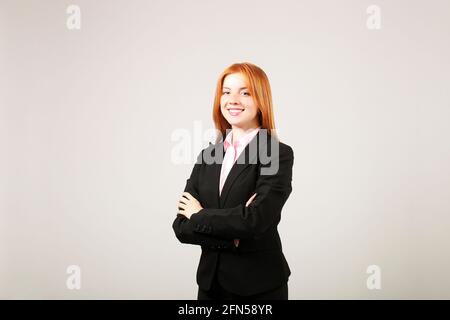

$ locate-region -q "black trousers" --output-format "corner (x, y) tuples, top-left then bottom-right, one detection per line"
(197, 273), (288, 300)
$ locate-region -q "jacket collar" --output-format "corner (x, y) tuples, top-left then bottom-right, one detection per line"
(213, 129), (268, 208)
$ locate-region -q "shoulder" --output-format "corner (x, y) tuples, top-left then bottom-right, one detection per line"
(255, 130), (293, 156)
(278, 141), (294, 159)
(258, 138), (293, 176)
(265, 134), (294, 161)
(195, 142), (224, 165)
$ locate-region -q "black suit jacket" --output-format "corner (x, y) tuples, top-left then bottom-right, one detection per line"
(172, 131), (294, 296)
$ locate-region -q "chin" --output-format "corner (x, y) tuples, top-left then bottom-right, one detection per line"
(226, 119), (243, 127)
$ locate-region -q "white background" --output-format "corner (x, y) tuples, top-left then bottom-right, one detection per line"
(1, 0), (449, 299)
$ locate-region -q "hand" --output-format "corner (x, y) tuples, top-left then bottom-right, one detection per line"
(245, 193), (257, 207)
(234, 193), (257, 247)
(177, 192), (203, 220)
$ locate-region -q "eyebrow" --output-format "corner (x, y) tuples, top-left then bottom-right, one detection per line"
(222, 87), (248, 90)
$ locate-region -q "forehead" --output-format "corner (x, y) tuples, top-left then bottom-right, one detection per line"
(223, 73), (248, 88)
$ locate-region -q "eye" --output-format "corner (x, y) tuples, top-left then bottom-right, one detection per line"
(222, 91), (230, 95)
(242, 92), (250, 96)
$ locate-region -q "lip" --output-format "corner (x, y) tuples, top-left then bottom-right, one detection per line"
(227, 108), (244, 117)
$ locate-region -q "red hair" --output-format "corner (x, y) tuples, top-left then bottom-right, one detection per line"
(212, 62), (277, 142)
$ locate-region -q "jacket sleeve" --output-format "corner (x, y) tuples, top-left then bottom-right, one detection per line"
(172, 149), (235, 249)
(189, 144), (294, 240)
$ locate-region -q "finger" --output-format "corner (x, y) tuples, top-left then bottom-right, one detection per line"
(182, 192), (194, 200)
(245, 193), (257, 207)
(178, 202), (187, 210)
(246, 196), (255, 207)
(179, 197), (188, 205)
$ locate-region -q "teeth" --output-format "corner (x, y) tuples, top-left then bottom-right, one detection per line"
(228, 109), (243, 116)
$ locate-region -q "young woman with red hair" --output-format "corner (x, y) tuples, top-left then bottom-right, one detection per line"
(173, 62), (294, 300)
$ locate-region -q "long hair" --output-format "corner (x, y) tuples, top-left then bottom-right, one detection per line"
(212, 62), (277, 143)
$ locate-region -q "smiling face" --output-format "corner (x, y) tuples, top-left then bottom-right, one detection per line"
(220, 73), (260, 130)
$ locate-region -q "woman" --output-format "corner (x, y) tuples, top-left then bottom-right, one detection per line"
(172, 62), (294, 300)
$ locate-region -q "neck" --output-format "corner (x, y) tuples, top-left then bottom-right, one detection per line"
(231, 122), (260, 144)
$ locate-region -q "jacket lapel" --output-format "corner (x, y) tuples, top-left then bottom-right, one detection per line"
(217, 131), (260, 208)
(209, 144), (223, 209)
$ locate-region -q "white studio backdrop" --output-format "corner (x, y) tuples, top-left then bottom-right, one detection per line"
(1, 0), (449, 299)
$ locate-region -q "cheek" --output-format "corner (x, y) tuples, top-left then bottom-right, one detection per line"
(246, 104), (258, 117)
(220, 98), (227, 110)
(220, 105), (228, 117)
(244, 98), (256, 110)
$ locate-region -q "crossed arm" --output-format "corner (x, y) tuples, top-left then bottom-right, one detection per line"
(176, 192), (256, 247)
(172, 145), (293, 246)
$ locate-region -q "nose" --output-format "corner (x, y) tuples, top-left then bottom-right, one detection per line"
(228, 92), (241, 105)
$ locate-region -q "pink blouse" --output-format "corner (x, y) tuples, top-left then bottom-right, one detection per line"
(219, 127), (260, 195)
